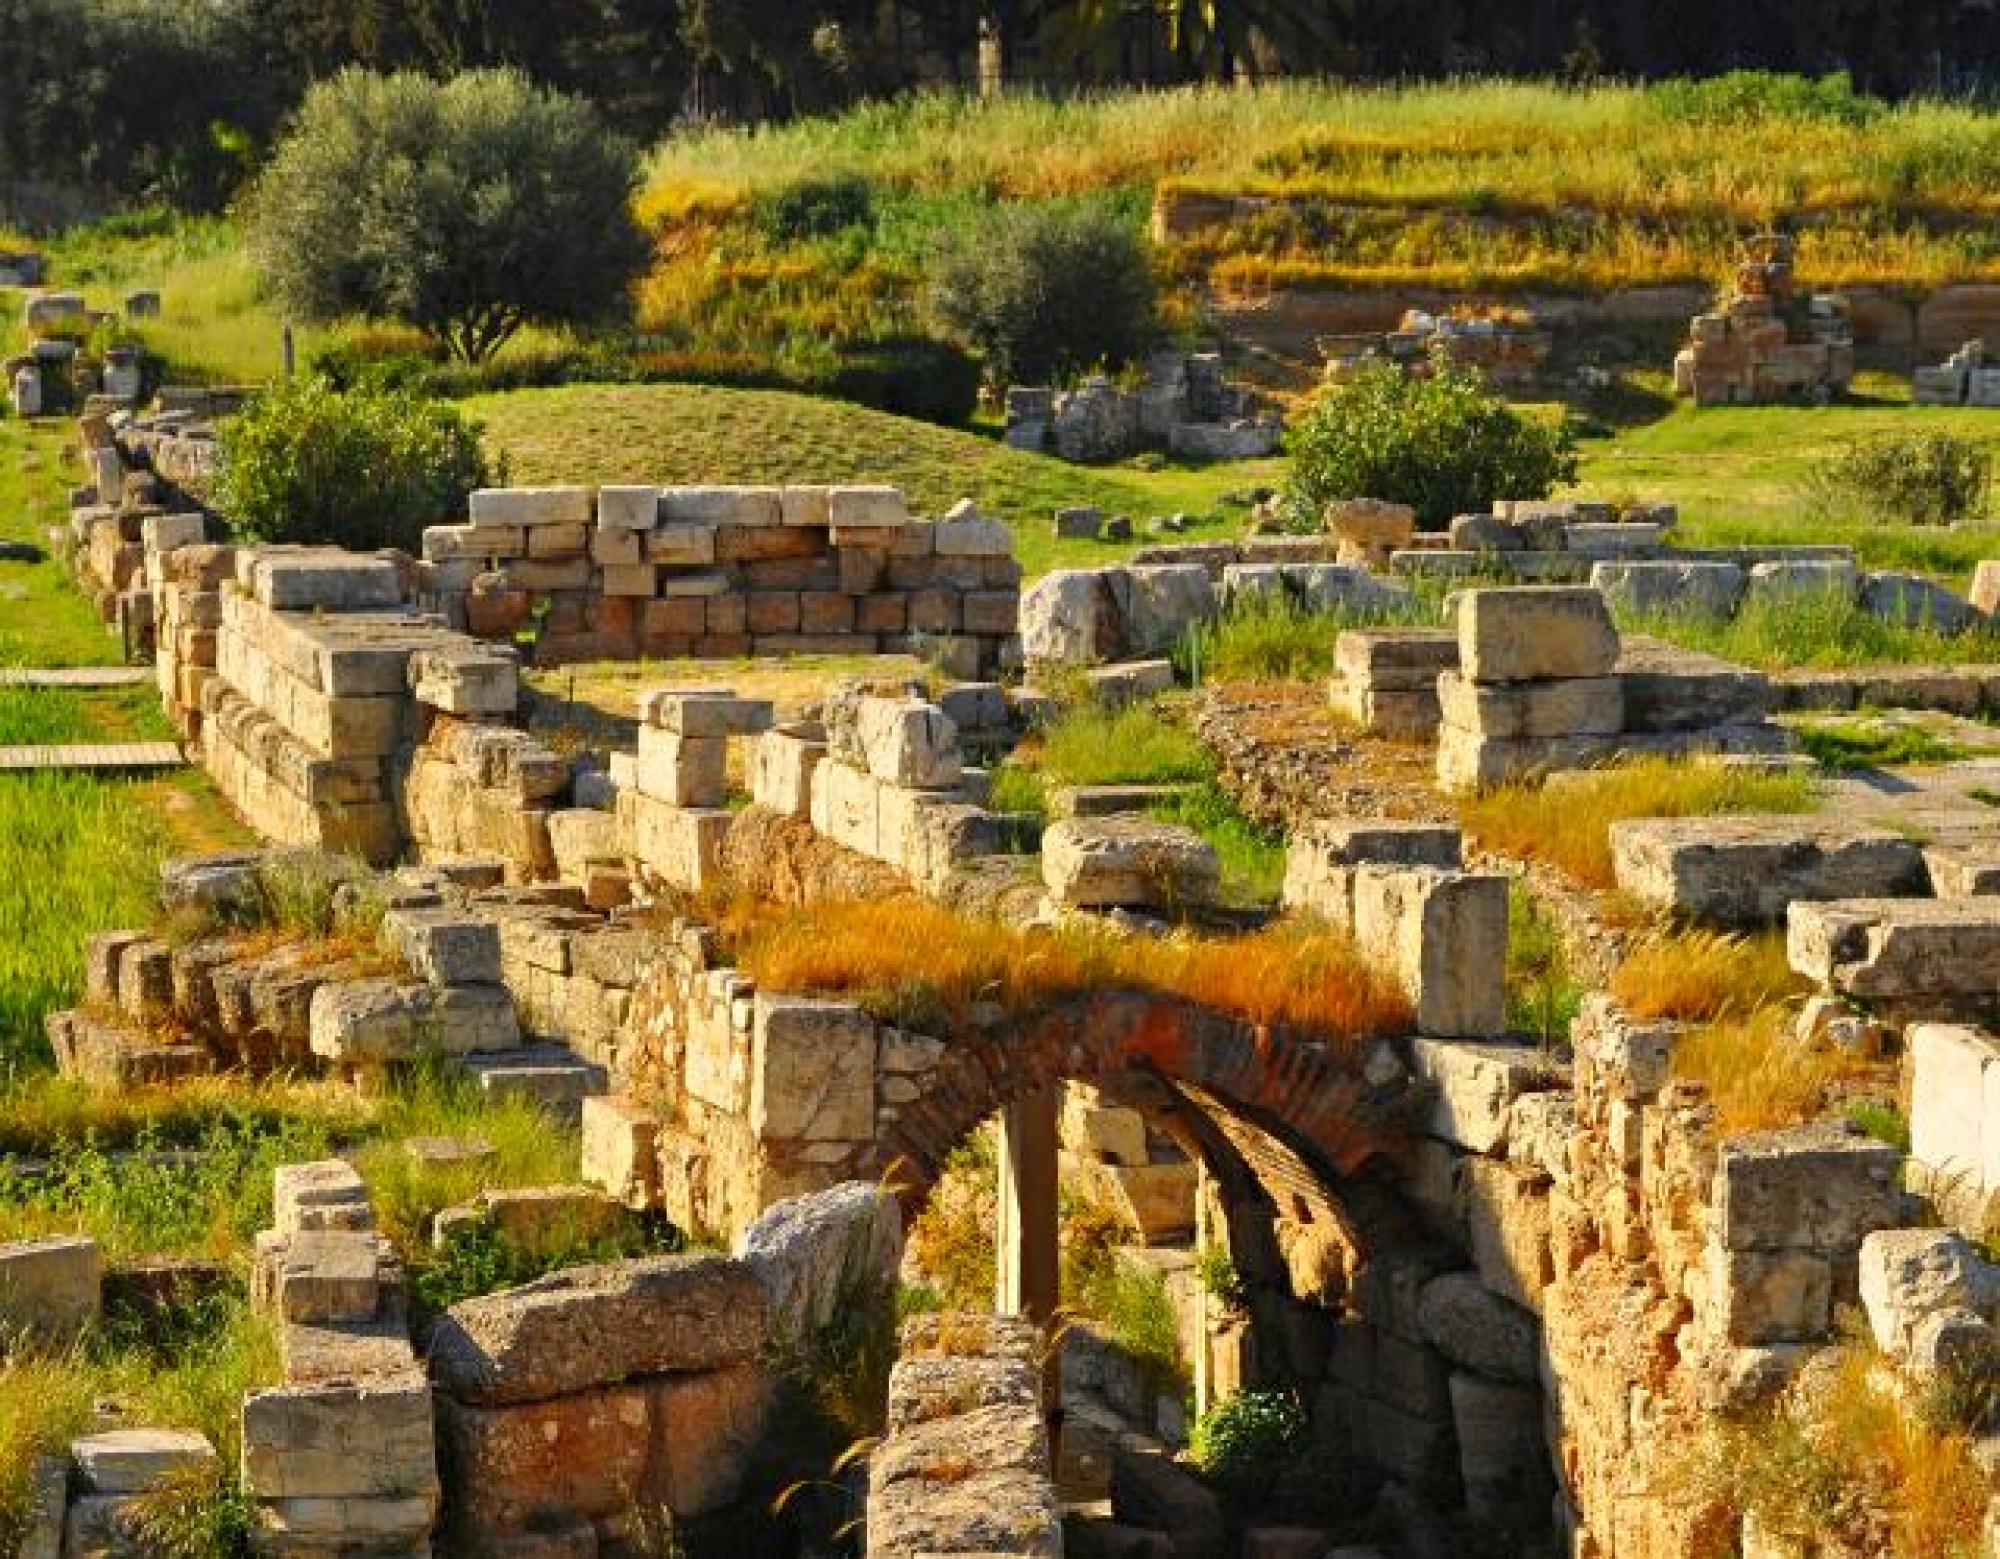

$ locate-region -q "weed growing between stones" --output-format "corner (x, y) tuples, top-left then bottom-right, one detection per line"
(1506, 886), (1588, 1048)
(411, 1213), (684, 1327)
(1794, 717), (1969, 772)
(1609, 929), (1803, 1025)
(1180, 592), (1433, 685)
(1670, 1007), (1871, 1134)
(1460, 756), (1820, 890)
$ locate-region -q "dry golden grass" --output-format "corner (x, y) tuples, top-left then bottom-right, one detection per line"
(1459, 758), (1819, 891)
(727, 897), (1411, 1048)
(1685, 1347), (1992, 1559)
(1671, 1007), (1870, 1134)
(1608, 929), (1804, 1024)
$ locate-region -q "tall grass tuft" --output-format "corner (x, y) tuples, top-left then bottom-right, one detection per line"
(1034, 701), (1211, 789)
(1460, 757), (1820, 889)
(1182, 592), (1433, 685)
(729, 896), (1411, 1048)
(1671, 1007), (1867, 1134)
(1621, 588), (2000, 671)
(1609, 929), (1803, 1023)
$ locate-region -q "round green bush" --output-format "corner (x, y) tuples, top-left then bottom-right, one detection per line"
(215, 376), (492, 553)
(930, 200), (1157, 386)
(1282, 356), (1578, 531)
(1187, 1387), (1305, 1506)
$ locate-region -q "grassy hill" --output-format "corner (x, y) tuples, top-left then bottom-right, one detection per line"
(468, 382), (1278, 575)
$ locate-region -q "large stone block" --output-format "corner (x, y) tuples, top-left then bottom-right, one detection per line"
(1447, 1372), (1553, 1524)
(855, 696), (961, 788)
(309, 979), (520, 1063)
(426, 1252), (766, 1405)
(1437, 672), (1624, 740)
(1410, 1039), (1551, 1154)
(1858, 1228), (1998, 1356)
(581, 1094), (661, 1208)
(635, 726), (727, 808)
(1615, 635), (1773, 732)
(1456, 587), (1619, 683)
(1353, 867), (1508, 1039)
(734, 1181), (903, 1349)
(1788, 897), (2000, 1002)
(1463, 1158), (1554, 1313)
(1712, 1125), (1902, 1254)
(73, 1429), (217, 1494)
(1123, 564), (1216, 656)
(470, 487), (594, 528)
(1701, 1243), (1832, 1344)
(241, 1372), (438, 1501)
(1415, 1272), (1540, 1384)
(0, 1236), (101, 1338)
(750, 725), (825, 818)
(409, 646), (517, 716)
(1907, 1023), (2000, 1221)
(597, 486), (660, 531)
(1611, 815), (1929, 929)
(274, 1160), (373, 1235)
(749, 995), (877, 1142)
(247, 551), (403, 612)
(1042, 817), (1221, 911)
(383, 906), (503, 986)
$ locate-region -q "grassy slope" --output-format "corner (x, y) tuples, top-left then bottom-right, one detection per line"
(469, 382), (1280, 575)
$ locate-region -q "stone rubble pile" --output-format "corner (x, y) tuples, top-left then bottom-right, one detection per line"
(1913, 337), (2000, 406)
(1004, 350), (1281, 463)
(1673, 232), (1854, 405)
(1318, 305), (1553, 389)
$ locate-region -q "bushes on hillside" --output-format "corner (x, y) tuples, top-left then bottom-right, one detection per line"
(215, 377), (490, 553)
(1282, 357), (1578, 530)
(930, 201), (1157, 385)
(247, 68), (647, 364)
(1806, 430), (1992, 526)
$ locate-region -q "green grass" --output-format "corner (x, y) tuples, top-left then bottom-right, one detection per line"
(1506, 885), (1586, 1047)
(1032, 700), (1212, 788)
(1794, 717), (1969, 770)
(1621, 582), (2000, 670)
(1182, 589), (1442, 684)
(468, 381), (1274, 577)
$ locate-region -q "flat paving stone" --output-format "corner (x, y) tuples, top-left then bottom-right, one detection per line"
(0, 742), (185, 771)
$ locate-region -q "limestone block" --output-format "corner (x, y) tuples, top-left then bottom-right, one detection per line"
(1041, 817), (1221, 910)
(1591, 559), (1745, 620)
(260, 1230), (394, 1324)
(1281, 821), (1462, 925)
(1463, 1158), (1554, 1313)
(1712, 1125), (1902, 1254)
(1702, 1244), (1832, 1344)
(1908, 1023), (2000, 1214)
(73, 1429), (216, 1494)
(600, 562), (659, 597)
(810, 757), (885, 857)
(469, 487), (593, 528)
(1021, 567), (1121, 666)
(253, 1493), (435, 1554)
(1435, 725), (1619, 793)
(635, 727), (727, 808)
(1447, 1372), (1553, 1523)
(435, 1384), (652, 1537)
(1061, 1086), (1150, 1168)
(1325, 497), (1415, 569)
(309, 979), (520, 1063)
(1969, 559), (2000, 618)
(1334, 627), (1460, 688)
(734, 1181), (903, 1348)
(625, 793), (731, 891)
(597, 485), (660, 530)
(1611, 815), (1929, 930)
(547, 808), (621, 880)
(383, 907), (503, 986)
(1124, 564), (1216, 655)
(1437, 671), (1624, 740)
(933, 513), (1014, 558)
(1858, 1227), (1998, 1357)
(856, 696), (961, 788)
(1352, 867), (1508, 1039)
(242, 1371), (437, 1501)
(1788, 897), (2000, 1002)
(581, 1095), (661, 1208)
(1745, 558), (1860, 607)
(0, 1236), (101, 1338)
(248, 551), (402, 612)
(409, 646), (517, 716)
(649, 1361), (776, 1516)
(826, 485), (908, 528)
(1415, 1272), (1539, 1384)
(426, 1252), (766, 1405)
(140, 511), (205, 554)
(1456, 587), (1619, 683)
(660, 485), (782, 527)
(1616, 635), (1774, 731)
(648, 525), (719, 567)
(638, 689), (774, 737)
(749, 995), (877, 1143)
(274, 1160), (373, 1236)
(750, 725), (826, 818)
(1410, 1040), (1550, 1154)
(1861, 572), (1976, 634)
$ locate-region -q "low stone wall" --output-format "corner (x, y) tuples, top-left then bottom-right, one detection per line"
(865, 1313), (1061, 1559)
(1002, 351), (1280, 463)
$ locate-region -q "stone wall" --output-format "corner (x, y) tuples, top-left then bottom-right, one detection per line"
(1003, 351), (1281, 463)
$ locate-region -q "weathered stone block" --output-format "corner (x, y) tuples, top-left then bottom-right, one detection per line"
(750, 725), (825, 818)
(827, 485), (908, 528)
(596, 486), (659, 531)
(274, 1160), (372, 1236)
(1437, 672), (1624, 739)
(470, 487), (593, 528)
(73, 1429), (216, 1494)
(1457, 587), (1619, 683)
(1858, 1227), (1997, 1356)
(1788, 897), (2000, 1002)
(1410, 1040), (1550, 1154)
(426, 1253), (766, 1405)
(1611, 815), (1929, 929)
(1352, 867), (1508, 1039)
(635, 727), (727, 808)
(855, 696), (961, 788)
(1712, 1125), (1901, 1254)
(1703, 1244), (1832, 1344)
(383, 907), (503, 986)
(750, 995), (876, 1142)
(0, 1236), (101, 1338)
(1907, 1023), (2000, 1220)
(1591, 560), (1745, 620)
(1041, 817), (1221, 911)
(242, 1372), (437, 1502)
(309, 979), (520, 1063)
(581, 1095), (661, 1208)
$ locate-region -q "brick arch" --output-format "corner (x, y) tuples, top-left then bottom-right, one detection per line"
(869, 987), (1422, 1263)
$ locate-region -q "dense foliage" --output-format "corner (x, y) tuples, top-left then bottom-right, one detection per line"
(931, 201), (1157, 385)
(1809, 430), (1993, 527)
(247, 69), (647, 363)
(1283, 358), (1579, 530)
(215, 377), (491, 552)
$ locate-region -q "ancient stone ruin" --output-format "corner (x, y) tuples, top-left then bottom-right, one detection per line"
(1319, 306), (1553, 389)
(1673, 232), (1854, 405)
(1003, 350), (1282, 463)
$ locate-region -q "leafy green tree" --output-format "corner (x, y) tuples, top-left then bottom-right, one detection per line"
(930, 200), (1157, 385)
(216, 376), (491, 552)
(246, 68), (647, 363)
(1283, 356), (1579, 531)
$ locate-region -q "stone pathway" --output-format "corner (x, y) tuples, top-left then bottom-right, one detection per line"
(0, 741), (186, 772)
(0, 667), (151, 688)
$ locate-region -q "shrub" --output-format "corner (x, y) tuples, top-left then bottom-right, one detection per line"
(1282, 356), (1578, 531)
(1188, 1389), (1307, 1505)
(215, 376), (491, 553)
(1649, 70), (1881, 127)
(822, 336), (981, 426)
(756, 173), (876, 243)
(1807, 430), (1992, 527)
(247, 68), (647, 363)
(931, 201), (1157, 385)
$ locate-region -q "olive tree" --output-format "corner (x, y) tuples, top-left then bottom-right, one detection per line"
(247, 67), (648, 363)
